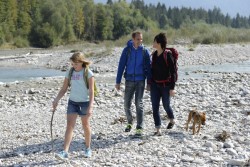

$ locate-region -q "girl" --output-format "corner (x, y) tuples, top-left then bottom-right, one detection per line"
(52, 52), (94, 159)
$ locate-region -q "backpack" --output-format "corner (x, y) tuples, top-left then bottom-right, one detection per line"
(152, 47), (178, 83)
(68, 67), (99, 97)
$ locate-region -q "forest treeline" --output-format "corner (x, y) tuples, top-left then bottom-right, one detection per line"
(0, 0), (250, 48)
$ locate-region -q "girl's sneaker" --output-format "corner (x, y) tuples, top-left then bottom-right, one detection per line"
(84, 148), (92, 158)
(55, 150), (69, 160)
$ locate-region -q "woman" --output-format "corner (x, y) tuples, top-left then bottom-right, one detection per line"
(150, 33), (177, 136)
(52, 52), (94, 159)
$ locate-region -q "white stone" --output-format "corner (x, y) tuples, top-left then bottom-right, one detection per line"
(204, 141), (217, 150)
(210, 156), (224, 162)
(181, 155), (194, 162)
(226, 148), (238, 156)
(198, 151), (210, 157)
(224, 142), (234, 148)
(227, 159), (247, 166)
(235, 146), (244, 152)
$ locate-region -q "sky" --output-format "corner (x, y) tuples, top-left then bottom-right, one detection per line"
(93, 0), (250, 17)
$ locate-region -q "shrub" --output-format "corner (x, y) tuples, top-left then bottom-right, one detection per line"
(29, 23), (57, 48)
(0, 37), (4, 46)
(14, 37), (29, 48)
(202, 36), (214, 44)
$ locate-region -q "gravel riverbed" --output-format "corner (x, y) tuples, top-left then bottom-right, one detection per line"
(0, 43), (250, 167)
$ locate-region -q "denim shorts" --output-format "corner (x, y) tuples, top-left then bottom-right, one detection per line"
(67, 100), (89, 116)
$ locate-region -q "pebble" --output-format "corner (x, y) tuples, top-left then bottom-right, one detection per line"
(1, 44), (250, 166)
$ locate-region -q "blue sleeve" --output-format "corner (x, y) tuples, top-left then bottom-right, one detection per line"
(116, 47), (127, 84)
(145, 49), (152, 84)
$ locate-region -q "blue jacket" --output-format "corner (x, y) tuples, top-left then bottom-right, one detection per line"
(116, 40), (151, 84)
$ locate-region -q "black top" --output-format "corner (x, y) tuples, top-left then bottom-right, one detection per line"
(151, 50), (176, 89)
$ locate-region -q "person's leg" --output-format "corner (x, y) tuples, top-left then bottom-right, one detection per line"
(150, 82), (162, 129)
(81, 115), (91, 149)
(134, 80), (145, 129)
(55, 100), (78, 160)
(124, 81), (136, 126)
(162, 86), (174, 120)
(64, 114), (78, 152)
(162, 86), (175, 129)
(78, 101), (92, 157)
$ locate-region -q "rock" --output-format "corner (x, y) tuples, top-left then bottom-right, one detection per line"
(226, 148), (238, 156)
(227, 159), (247, 166)
(181, 155), (194, 162)
(204, 141), (217, 150)
(210, 156), (224, 162)
(1, 44), (250, 166)
(224, 142), (234, 148)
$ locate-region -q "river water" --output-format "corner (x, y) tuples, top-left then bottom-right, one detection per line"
(0, 60), (250, 83)
(0, 67), (65, 83)
(179, 60), (250, 80)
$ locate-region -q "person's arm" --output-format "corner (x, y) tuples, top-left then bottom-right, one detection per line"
(87, 76), (94, 115)
(145, 49), (152, 84)
(116, 47), (127, 90)
(52, 78), (69, 111)
(144, 49), (152, 91)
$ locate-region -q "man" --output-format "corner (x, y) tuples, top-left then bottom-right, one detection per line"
(115, 31), (151, 136)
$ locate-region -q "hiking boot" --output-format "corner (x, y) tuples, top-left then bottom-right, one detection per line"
(125, 124), (132, 132)
(55, 150), (69, 160)
(135, 129), (143, 136)
(167, 122), (175, 129)
(153, 131), (162, 136)
(84, 148), (92, 158)
(153, 129), (162, 136)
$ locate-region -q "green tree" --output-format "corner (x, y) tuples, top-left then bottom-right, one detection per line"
(35, 23), (56, 48)
(112, 2), (130, 38)
(0, 0), (5, 23)
(107, 0), (113, 5)
(0, 26), (4, 45)
(82, 0), (96, 40)
(63, 15), (76, 43)
(70, 0), (84, 39)
(17, 0), (32, 37)
(1, 0), (18, 42)
(232, 13), (241, 28)
(159, 14), (167, 29)
(95, 4), (113, 40)
(224, 14), (231, 27)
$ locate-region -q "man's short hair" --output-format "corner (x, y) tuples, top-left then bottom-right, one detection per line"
(132, 31), (142, 39)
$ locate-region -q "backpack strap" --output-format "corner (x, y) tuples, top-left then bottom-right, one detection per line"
(125, 46), (131, 65)
(163, 49), (172, 65)
(84, 67), (99, 105)
(68, 67), (74, 87)
(84, 67), (89, 89)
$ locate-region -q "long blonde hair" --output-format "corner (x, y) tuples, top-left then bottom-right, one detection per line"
(70, 52), (91, 67)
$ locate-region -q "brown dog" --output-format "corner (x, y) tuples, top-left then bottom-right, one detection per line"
(185, 110), (206, 135)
